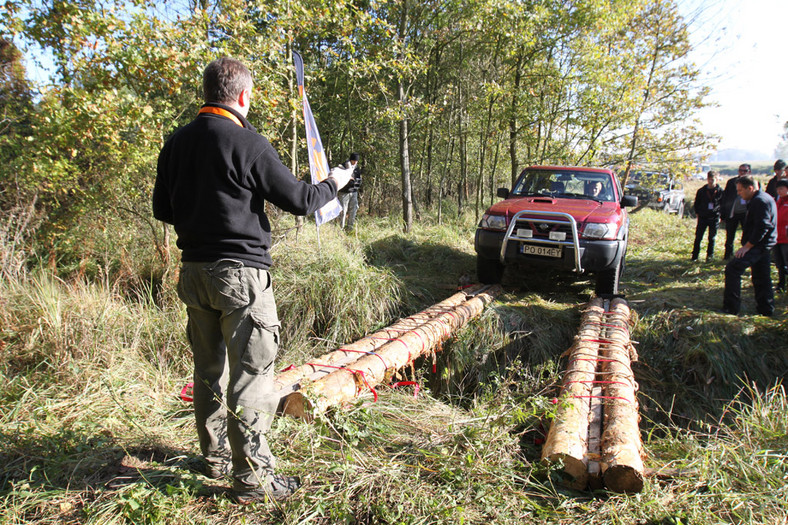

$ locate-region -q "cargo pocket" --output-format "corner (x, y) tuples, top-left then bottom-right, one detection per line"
(241, 312), (280, 375)
(177, 266), (201, 308)
(205, 260), (249, 310)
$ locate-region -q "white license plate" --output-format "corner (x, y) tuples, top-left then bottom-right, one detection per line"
(522, 244), (562, 258)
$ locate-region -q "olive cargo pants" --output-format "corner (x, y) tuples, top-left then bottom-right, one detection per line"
(177, 260), (281, 492)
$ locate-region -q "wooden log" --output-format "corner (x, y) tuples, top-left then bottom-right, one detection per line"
(540, 297), (606, 490)
(600, 298), (644, 494)
(586, 384), (604, 490)
(274, 285), (483, 395)
(281, 285), (501, 420)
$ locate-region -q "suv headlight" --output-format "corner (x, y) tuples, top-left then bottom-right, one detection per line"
(582, 222), (617, 240)
(479, 214), (507, 231)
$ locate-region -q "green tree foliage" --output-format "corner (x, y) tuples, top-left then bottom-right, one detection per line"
(606, 0), (711, 183)
(1, 0), (714, 273)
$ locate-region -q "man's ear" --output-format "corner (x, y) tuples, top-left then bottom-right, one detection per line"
(238, 88), (251, 111)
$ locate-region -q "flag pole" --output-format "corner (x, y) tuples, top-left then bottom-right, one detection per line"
(293, 51), (342, 253)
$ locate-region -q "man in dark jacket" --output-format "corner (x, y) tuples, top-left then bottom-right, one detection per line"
(765, 159), (786, 200)
(691, 170), (723, 261)
(722, 175), (777, 316)
(338, 152), (362, 230)
(153, 57), (353, 503)
(721, 163), (751, 260)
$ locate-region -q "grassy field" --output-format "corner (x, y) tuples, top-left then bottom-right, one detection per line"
(1, 208), (787, 524)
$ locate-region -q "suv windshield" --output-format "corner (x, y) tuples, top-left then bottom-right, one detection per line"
(511, 168), (615, 202)
(628, 171), (669, 188)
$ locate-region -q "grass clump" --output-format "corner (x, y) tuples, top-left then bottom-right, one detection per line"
(272, 224), (403, 361)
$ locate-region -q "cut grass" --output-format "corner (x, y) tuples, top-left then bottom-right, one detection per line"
(1, 209), (787, 523)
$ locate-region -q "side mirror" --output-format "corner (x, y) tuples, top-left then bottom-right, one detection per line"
(497, 187), (510, 199)
(621, 195), (638, 207)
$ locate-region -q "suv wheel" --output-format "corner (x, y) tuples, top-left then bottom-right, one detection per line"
(595, 256), (624, 295)
(477, 256), (504, 284)
(677, 201), (685, 217)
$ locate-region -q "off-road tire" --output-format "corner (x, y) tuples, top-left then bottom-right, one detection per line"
(595, 255), (624, 295)
(477, 256), (504, 284)
(677, 201), (685, 217)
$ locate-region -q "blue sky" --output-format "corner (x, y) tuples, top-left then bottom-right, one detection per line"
(680, 0), (788, 157)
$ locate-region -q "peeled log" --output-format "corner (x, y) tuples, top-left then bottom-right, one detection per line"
(540, 297), (605, 490)
(586, 384), (604, 490)
(282, 286), (501, 420)
(274, 285), (483, 395)
(600, 298), (644, 493)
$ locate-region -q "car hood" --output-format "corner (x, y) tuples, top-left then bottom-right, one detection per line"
(487, 196), (622, 223)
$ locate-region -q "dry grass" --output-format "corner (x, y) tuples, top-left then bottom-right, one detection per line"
(1, 210), (787, 524)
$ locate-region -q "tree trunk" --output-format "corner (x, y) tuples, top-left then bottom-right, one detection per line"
(274, 286), (482, 400)
(282, 286), (501, 420)
(600, 298), (644, 493)
(398, 0), (413, 233)
(541, 297), (606, 490)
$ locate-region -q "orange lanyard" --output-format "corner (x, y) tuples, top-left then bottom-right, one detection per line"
(198, 106), (243, 127)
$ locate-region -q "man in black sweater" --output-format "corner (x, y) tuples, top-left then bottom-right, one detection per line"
(691, 170), (723, 261)
(722, 175), (777, 316)
(153, 57), (352, 503)
(765, 159), (786, 200)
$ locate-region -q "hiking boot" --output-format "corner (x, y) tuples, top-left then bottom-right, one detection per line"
(233, 475), (301, 504)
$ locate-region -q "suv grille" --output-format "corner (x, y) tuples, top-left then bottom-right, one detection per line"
(513, 217), (573, 239)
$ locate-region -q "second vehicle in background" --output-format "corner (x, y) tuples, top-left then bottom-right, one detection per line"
(624, 171), (685, 215)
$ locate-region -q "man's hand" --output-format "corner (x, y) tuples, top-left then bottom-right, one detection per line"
(328, 166), (353, 191)
(735, 245), (750, 258)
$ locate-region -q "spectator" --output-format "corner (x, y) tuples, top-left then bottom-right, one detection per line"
(339, 152), (362, 231)
(691, 170), (723, 261)
(153, 57), (353, 503)
(765, 159), (786, 200)
(721, 163), (751, 260)
(774, 179), (788, 292)
(721, 175), (777, 316)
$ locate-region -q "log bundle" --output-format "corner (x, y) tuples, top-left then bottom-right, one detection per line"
(276, 284), (501, 420)
(541, 297), (643, 493)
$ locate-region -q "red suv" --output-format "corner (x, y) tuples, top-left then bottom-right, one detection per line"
(474, 166), (637, 294)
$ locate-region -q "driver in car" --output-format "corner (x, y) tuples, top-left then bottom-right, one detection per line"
(586, 181), (604, 199)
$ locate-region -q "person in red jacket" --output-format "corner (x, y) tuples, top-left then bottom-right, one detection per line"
(774, 179), (788, 292)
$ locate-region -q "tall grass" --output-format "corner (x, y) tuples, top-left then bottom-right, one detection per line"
(1, 209), (787, 523)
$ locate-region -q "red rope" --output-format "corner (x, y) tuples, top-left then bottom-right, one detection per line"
(279, 364), (297, 372)
(563, 379), (633, 387)
(391, 381), (420, 398)
(571, 394), (634, 404)
(337, 347), (389, 369)
(370, 336), (413, 363)
(304, 363), (378, 402)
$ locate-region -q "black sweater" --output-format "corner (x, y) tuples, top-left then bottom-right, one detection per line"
(153, 104), (338, 269)
(693, 184), (722, 219)
(741, 190), (777, 250)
